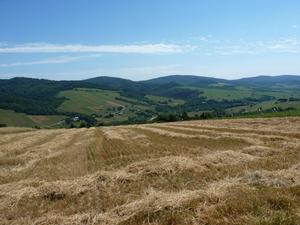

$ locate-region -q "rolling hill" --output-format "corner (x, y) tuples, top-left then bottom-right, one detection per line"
(0, 75), (300, 127)
(233, 75), (300, 88)
(141, 75), (227, 87)
(84, 76), (143, 91)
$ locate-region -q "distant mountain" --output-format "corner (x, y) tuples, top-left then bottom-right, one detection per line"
(85, 75), (225, 99)
(141, 75), (227, 87)
(233, 75), (300, 89)
(84, 76), (140, 90)
(84, 75), (300, 89)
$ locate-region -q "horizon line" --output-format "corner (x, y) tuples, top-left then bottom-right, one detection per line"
(1, 74), (299, 82)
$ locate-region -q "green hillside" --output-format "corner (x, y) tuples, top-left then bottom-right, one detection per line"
(0, 109), (36, 127)
(57, 88), (154, 124)
(29, 115), (67, 127)
(1, 75), (300, 127)
(199, 87), (300, 101)
(0, 109), (67, 128)
(145, 95), (185, 106)
(58, 88), (126, 114)
(227, 99), (300, 114)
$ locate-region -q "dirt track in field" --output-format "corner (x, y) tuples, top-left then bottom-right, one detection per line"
(0, 117), (300, 224)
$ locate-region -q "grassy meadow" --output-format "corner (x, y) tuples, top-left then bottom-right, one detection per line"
(145, 94), (185, 106)
(0, 109), (66, 128)
(0, 109), (36, 127)
(57, 88), (153, 123)
(57, 88), (126, 115)
(200, 86), (300, 101)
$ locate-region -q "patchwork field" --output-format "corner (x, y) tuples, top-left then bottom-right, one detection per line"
(58, 88), (148, 114)
(0, 109), (66, 128)
(0, 109), (36, 127)
(198, 86), (300, 101)
(57, 88), (154, 124)
(0, 118), (300, 224)
(227, 100), (300, 114)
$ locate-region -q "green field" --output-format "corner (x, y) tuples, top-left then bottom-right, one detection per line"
(200, 87), (252, 100)
(145, 95), (185, 106)
(58, 88), (126, 114)
(57, 88), (155, 124)
(29, 115), (67, 127)
(198, 86), (300, 101)
(0, 109), (36, 127)
(0, 109), (66, 128)
(234, 108), (300, 118)
(58, 88), (150, 113)
(227, 100), (300, 114)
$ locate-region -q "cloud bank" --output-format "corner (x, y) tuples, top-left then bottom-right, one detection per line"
(0, 54), (102, 67)
(1, 38), (299, 56)
(0, 43), (191, 54)
(197, 37), (300, 55)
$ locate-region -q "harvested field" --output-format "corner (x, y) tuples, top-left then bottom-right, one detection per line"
(0, 117), (300, 224)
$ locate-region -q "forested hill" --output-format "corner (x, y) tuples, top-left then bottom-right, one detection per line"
(232, 75), (300, 88)
(85, 74), (300, 89)
(0, 77), (97, 114)
(1, 75), (300, 127)
(140, 75), (227, 87)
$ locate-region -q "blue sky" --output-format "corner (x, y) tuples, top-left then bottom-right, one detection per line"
(0, 0), (300, 80)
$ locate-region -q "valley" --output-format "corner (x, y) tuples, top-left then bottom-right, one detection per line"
(0, 75), (300, 128)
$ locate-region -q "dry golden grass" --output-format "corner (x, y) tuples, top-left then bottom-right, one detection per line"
(0, 117), (300, 224)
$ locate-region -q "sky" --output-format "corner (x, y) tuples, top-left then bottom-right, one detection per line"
(0, 0), (300, 81)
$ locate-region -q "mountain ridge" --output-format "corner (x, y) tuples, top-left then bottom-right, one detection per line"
(2, 74), (300, 83)
(85, 74), (300, 89)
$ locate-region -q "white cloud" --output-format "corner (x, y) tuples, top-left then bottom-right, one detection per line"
(0, 54), (102, 67)
(0, 43), (191, 54)
(2, 38), (299, 57)
(293, 25), (298, 29)
(208, 38), (300, 55)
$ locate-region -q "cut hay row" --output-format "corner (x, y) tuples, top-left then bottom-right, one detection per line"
(149, 123), (300, 150)
(171, 117), (300, 134)
(0, 117), (300, 224)
(0, 128), (95, 183)
(0, 129), (40, 146)
(0, 129), (65, 154)
(0, 127), (35, 135)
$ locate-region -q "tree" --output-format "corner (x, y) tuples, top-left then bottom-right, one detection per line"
(181, 112), (189, 120)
